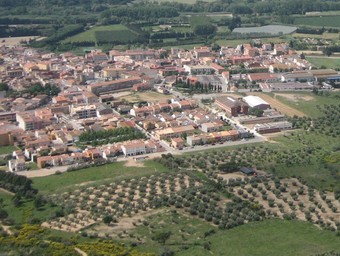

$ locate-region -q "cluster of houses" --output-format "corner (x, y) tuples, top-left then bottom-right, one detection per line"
(0, 39), (336, 171)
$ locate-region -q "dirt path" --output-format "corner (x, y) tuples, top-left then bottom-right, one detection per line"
(0, 188), (14, 196)
(75, 248), (88, 256)
(249, 92), (306, 117)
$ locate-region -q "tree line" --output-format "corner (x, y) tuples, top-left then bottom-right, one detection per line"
(79, 127), (146, 144)
(0, 172), (37, 198)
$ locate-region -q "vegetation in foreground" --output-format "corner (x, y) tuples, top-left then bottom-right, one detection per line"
(126, 210), (340, 256)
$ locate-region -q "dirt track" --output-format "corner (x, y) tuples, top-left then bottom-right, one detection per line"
(250, 92), (306, 117)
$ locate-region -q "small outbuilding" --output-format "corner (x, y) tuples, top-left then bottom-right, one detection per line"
(240, 167), (256, 176)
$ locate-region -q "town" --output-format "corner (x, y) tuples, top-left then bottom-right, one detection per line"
(0, 41), (339, 174)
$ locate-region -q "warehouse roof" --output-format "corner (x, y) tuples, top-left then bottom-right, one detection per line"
(243, 95), (270, 108)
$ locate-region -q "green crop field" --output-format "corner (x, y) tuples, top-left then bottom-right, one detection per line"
(294, 15), (340, 27)
(63, 25), (139, 43)
(306, 56), (340, 69)
(32, 160), (169, 193)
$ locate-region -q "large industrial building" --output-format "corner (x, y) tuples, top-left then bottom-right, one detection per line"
(215, 96), (248, 116)
(243, 95), (271, 110)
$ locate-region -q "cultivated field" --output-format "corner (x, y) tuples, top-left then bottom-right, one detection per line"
(233, 25), (297, 35)
(32, 160), (169, 193)
(273, 91), (340, 118)
(294, 15), (340, 27)
(290, 32), (339, 40)
(63, 25), (139, 43)
(0, 36), (42, 46)
(247, 92), (306, 117)
(306, 56), (340, 69)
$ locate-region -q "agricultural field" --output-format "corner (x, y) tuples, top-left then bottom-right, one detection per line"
(125, 211), (340, 256)
(32, 169), (340, 255)
(290, 32), (339, 40)
(233, 25), (297, 35)
(306, 56), (340, 69)
(63, 25), (139, 43)
(294, 15), (340, 28)
(271, 91), (340, 118)
(32, 160), (169, 193)
(247, 92), (306, 117)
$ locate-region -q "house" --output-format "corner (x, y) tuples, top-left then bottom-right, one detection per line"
(17, 112), (46, 131)
(70, 104), (97, 119)
(201, 122), (224, 133)
(240, 167), (255, 176)
(83, 148), (102, 160)
(183, 65), (215, 75)
(171, 137), (184, 149)
(121, 141), (146, 156)
(155, 125), (196, 140)
(8, 159), (26, 172)
(247, 73), (279, 83)
(0, 131), (14, 146)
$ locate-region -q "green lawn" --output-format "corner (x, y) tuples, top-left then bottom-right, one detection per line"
(0, 146), (17, 155)
(63, 24), (139, 43)
(306, 56), (340, 69)
(129, 210), (340, 256)
(32, 160), (170, 194)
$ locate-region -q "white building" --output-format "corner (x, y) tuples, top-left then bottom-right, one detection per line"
(243, 95), (271, 110)
(121, 142), (147, 156)
(8, 159), (26, 172)
(69, 104), (97, 119)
